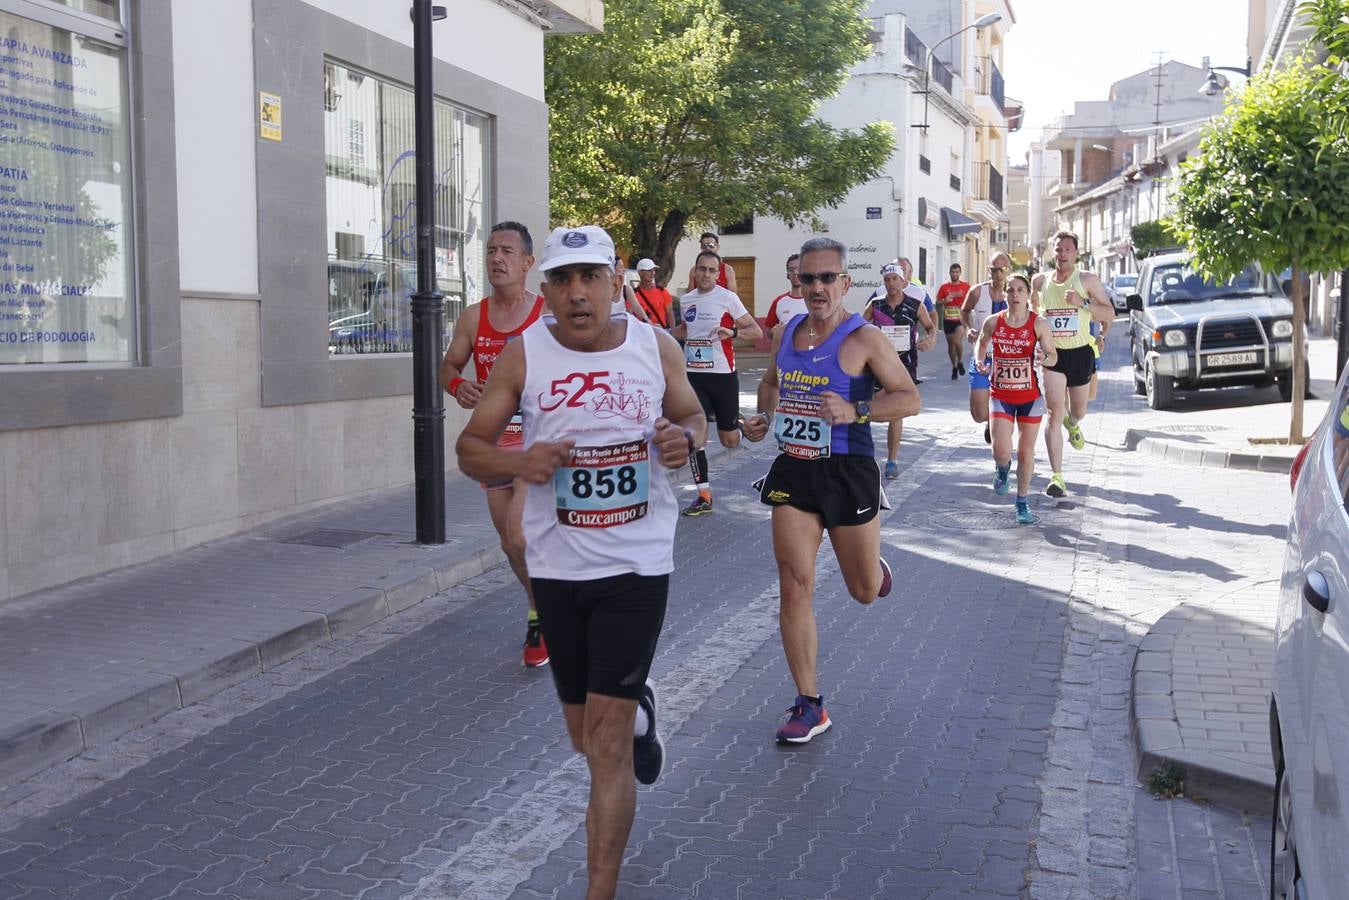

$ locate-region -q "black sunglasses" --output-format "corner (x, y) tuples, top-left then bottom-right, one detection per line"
(798, 271), (843, 285)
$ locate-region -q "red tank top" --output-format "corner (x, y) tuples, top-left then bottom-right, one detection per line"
(990, 310), (1041, 404)
(472, 294), (546, 383)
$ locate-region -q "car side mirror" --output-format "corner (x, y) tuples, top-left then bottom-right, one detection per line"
(1126, 294), (1143, 312)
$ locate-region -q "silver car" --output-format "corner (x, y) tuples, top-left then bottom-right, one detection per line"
(1269, 357), (1349, 899)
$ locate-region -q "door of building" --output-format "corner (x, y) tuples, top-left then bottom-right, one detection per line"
(726, 257), (756, 315)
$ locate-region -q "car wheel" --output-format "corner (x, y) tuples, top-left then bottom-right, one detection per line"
(1132, 345), (1147, 395)
(1277, 369), (1294, 402)
(1270, 750), (1301, 899)
(1145, 359), (1173, 410)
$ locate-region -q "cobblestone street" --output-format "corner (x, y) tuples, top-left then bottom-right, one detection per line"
(0, 343), (1291, 899)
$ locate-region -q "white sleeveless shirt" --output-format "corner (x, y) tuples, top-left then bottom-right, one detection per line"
(520, 313), (677, 579)
(970, 283), (1005, 335)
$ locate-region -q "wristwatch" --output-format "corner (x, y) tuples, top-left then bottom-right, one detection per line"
(854, 400), (871, 424)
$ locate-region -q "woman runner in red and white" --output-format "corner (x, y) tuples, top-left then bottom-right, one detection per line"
(974, 273), (1058, 524)
(439, 221), (551, 667)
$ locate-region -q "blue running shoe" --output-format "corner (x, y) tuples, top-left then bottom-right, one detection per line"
(884, 460), (899, 480)
(1016, 499), (1034, 525)
(993, 470), (1010, 495)
(776, 695), (832, 744)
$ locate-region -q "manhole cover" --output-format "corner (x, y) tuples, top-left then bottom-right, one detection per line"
(1154, 424), (1228, 433)
(277, 528), (384, 548)
(918, 509), (1020, 531)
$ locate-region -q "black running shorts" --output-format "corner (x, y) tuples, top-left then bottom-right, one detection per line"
(941, 318), (963, 335)
(531, 573), (669, 705)
(757, 454), (881, 528)
(687, 371), (742, 433)
(1046, 344), (1095, 388)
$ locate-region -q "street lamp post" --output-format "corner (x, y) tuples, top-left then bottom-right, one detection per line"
(411, 0), (448, 544)
(912, 12), (1002, 132)
(1197, 56), (1252, 96)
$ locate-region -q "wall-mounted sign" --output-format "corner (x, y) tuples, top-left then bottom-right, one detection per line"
(916, 197), (938, 230)
(259, 91), (282, 141)
(866, 207), (882, 220)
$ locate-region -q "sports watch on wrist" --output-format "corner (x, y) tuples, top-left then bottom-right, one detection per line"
(854, 400), (871, 424)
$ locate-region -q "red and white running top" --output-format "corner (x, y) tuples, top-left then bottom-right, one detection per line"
(679, 285), (748, 374)
(473, 294), (546, 447)
(989, 310), (1042, 405)
(764, 292), (808, 330)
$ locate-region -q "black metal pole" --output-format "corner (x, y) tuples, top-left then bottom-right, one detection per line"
(411, 0), (445, 544)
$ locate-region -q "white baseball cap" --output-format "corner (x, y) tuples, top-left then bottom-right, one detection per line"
(538, 225), (616, 272)
(636, 258), (657, 271)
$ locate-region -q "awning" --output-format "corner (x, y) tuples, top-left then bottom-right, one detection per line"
(942, 207), (982, 240)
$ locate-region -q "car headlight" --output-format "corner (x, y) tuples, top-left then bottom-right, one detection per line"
(1163, 329), (1188, 347)
(1271, 319), (1293, 339)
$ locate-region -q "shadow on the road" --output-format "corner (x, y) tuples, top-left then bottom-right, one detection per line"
(1106, 490), (1287, 542)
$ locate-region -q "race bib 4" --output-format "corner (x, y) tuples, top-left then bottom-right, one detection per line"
(684, 339), (715, 369)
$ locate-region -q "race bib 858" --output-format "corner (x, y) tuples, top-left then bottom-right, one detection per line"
(554, 440), (650, 528)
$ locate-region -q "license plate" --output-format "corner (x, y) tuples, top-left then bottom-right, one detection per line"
(1205, 351), (1258, 367)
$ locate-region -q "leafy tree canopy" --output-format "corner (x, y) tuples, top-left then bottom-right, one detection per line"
(544, 0), (894, 275)
(1129, 220), (1180, 258)
(1300, 0), (1349, 140)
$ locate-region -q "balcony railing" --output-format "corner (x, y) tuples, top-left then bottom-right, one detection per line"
(973, 161), (1004, 210)
(976, 56), (1005, 111)
(904, 27), (954, 94)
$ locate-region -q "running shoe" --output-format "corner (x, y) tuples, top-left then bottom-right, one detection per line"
(1016, 499), (1034, 525)
(1064, 418), (1085, 451)
(682, 496), (713, 517)
(1045, 473), (1067, 498)
(958, 363), (966, 376)
(983, 423), (991, 444)
(776, 695), (831, 744)
(633, 679), (664, 785)
(883, 460), (899, 480)
(522, 621), (549, 668)
(878, 557), (893, 598)
(993, 470), (1010, 495)
(951, 366), (959, 380)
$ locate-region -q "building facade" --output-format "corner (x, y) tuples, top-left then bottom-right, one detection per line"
(677, 1), (1015, 313)
(0, 0), (600, 603)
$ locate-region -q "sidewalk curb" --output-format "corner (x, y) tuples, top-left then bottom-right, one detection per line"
(0, 440), (738, 790)
(1130, 605), (1275, 815)
(0, 540), (508, 789)
(1124, 428), (1293, 474)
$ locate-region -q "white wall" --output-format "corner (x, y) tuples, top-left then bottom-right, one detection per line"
(304, 0), (545, 103)
(172, 0), (259, 295)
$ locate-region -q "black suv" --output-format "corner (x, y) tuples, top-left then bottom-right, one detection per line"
(1126, 252), (1299, 410)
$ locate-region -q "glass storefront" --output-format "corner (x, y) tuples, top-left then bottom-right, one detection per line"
(323, 60), (489, 356)
(0, 3), (135, 365)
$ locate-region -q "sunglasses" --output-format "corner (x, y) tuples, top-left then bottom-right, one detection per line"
(989, 266), (1010, 273)
(798, 271), (843, 285)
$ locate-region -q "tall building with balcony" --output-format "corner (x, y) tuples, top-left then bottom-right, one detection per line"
(688, 1), (1015, 315)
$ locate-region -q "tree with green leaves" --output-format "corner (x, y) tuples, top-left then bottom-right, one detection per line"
(1167, 52), (1349, 442)
(544, 0), (893, 282)
(1301, 0), (1349, 140)
(1129, 220), (1179, 259)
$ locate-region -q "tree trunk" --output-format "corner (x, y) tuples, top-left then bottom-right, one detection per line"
(631, 210), (687, 289)
(1290, 258), (1306, 444)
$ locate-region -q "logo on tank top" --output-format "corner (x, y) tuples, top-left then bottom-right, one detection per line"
(539, 370), (655, 422)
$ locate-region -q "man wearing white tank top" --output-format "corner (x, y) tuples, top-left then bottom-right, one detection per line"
(960, 251), (1012, 443)
(456, 225), (705, 900)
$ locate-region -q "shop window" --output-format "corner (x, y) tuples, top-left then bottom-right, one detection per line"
(0, 3), (136, 365)
(322, 59), (489, 356)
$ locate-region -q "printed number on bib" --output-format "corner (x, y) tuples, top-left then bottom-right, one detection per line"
(1047, 308), (1079, 338)
(944, 305), (963, 321)
(684, 339), (715, 369)
(774, 398), (830, 460)
(880, 324), (911, 352)
(554, 440), (650, 528)
(994, 357), (1034, 392)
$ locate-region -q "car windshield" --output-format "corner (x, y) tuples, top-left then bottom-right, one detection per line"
(1146, 263), (1273, 305)
(1113, 275), (1137, 289)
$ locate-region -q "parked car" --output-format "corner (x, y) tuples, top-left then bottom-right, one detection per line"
(1107, 273), (1137, 314)
(1269, 358), (1349, 900)
(1125, 252), (1300, 410)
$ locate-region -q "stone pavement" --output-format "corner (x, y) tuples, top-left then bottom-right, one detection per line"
(0, 330), (1319, 899)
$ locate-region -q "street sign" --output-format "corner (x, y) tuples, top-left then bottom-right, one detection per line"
(866, 207), (882, 220)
